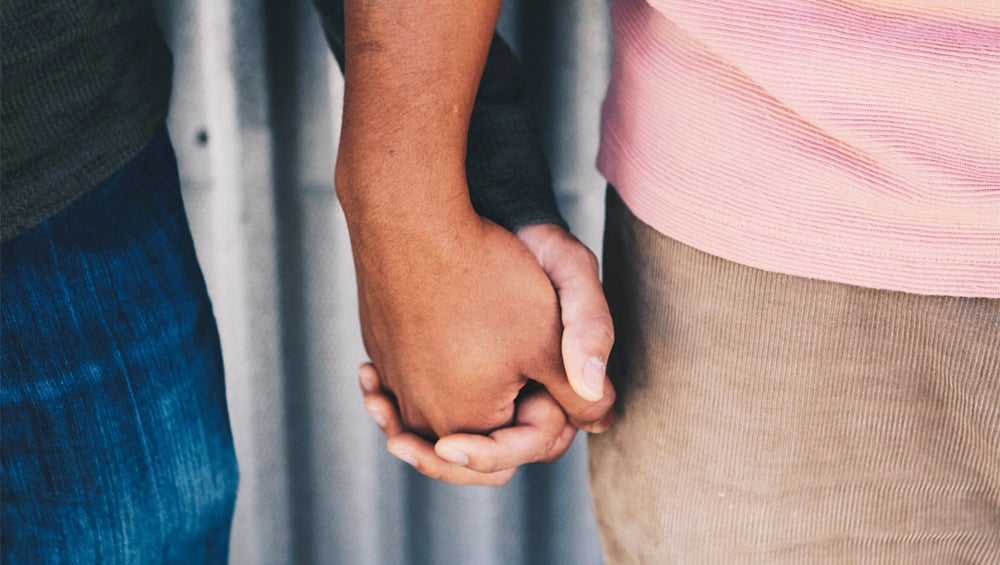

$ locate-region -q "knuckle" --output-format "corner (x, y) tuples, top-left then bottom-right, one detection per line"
(568, 314), (615, 347)
(551, 244), (599, 282)
(588, 320), (616, 347)
(538, 441), (568, 463)
(574, 397), (614, 425)
(421, 465), (444, 481)
(486, 408), (515, 432)
(538, 436), (559, 462)
(479, 453), (500, 473)
(568, 245), (599, 273)
(592, 393), (616, 418)
(583, 250), (600, 274)
(449, 403), (514, 436)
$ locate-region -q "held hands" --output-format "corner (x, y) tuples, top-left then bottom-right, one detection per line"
(360, 364), (580, 486)
(338, 0), (610, 485)
(355, 222), (616, 485)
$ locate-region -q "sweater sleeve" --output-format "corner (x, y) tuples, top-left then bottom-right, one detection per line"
(311, 0), (568, 232)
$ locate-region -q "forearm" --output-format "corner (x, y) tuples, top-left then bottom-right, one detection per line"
(335, 0), (502, 232)
(314, 0), (567, 232)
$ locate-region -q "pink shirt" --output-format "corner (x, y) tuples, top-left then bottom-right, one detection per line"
(598, 0), (1000, 297)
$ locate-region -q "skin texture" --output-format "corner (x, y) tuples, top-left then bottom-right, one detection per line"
(361, 224), (616, 485)
(361, 363), (580, 486)
(352, 213), (573, 437)
(338, 0), (615, 480)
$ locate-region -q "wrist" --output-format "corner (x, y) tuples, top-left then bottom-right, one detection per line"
(337, 174), (482, 266)
(336, 151), (476, 227)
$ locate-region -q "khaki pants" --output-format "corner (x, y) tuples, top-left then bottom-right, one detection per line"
(590, 190), (1000, 564)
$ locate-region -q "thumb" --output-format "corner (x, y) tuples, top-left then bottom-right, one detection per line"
(517, 225), (615, 403)
(556, 255), (615, 403)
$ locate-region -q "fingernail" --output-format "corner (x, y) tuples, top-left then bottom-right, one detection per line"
(365, 402), (386, 428)
(437, 445), (469, 466)
(359, 369), (377, 392)
(388, 446), (418, 468)
(581, 357), (606, 401)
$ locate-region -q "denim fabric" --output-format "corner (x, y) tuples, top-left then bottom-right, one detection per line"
(1, 130), (239, 564)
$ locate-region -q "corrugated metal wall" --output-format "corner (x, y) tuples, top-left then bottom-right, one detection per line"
(153, 1), (612, 563)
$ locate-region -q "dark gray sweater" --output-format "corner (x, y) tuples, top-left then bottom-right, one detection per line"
(1, 0), (565, 242)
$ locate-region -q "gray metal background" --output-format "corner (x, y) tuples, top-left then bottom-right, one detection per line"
(153, 1), (612, 563)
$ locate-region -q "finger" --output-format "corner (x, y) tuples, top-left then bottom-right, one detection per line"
(386, 434), (517, 487)
(515, 227), (616, 430)
(516, 225), (616, 404)
(544, 242), (617, 430)
(358, 362), (382, 394)
(359, 363), (406, 436)
(552, 249), (615, 404)
(365, 363), (517, 485)
(533, 370), (615, 432)
(590, 409), (614, 434)
(363, 394), (407, 438)
(359, 362), (434, 437)
(529, 349), (615, 432)
(434, 391), (575, 470)
(438, 422), (576, 472)
(433, 390), (577, 473)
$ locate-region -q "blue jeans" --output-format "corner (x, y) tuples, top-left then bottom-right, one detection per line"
(2, 130), (239, 564)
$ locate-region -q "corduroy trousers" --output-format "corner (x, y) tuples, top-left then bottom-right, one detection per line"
(591, 189), (1000, 564)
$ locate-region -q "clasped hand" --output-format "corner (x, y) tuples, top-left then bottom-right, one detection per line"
(352, 218), (616, 486)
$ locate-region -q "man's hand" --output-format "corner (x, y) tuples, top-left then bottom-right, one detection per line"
(358, 222), (616, 485)
(338, 0), (613, 442)
(353, 207), (603, 437)
(360, 363), (579, 486)
(350, 198), (615, 438)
